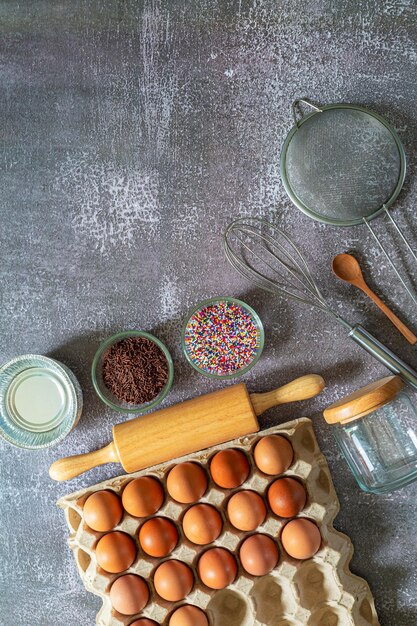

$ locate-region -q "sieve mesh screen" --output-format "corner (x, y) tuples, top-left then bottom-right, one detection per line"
(283, 108), (402, 223)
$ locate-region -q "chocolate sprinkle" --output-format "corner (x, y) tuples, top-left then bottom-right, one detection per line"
(102, 337), (169, 404)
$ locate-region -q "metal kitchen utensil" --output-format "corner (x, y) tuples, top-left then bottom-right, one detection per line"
(332, 253), (417, 345)
(280, 99), (417, 306)
(224, 217), (417, 390)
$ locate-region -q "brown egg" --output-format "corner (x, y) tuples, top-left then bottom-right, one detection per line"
(254, 435), (294, 475)
(227, 490), (266, 531)
(267, 477), (307, 518)
(153, 560), (194, 601)
(129, 621), (158, 626)
(210, 449), (249, 489)
(182, 504), (223, 545)
(139, 517), (178, 557)
(122, 476), (164, 517)
(198, 547), (237, 589)
(239, 534), (279, 576)
(169, 605), (209, 626)
(109, 574), (149, 615)
(83, 490), (123, 532)
(281, 518), (321, 560)
(166, 462), (208, 503)
(95, 531), (136, 573)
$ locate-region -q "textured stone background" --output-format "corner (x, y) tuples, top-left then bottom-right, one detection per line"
(1, 1), (417, 624)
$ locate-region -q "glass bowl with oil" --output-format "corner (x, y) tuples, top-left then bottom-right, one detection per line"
(0, 354), (82, 449)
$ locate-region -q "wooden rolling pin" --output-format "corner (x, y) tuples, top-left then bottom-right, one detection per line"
(49, 374), (325, 481)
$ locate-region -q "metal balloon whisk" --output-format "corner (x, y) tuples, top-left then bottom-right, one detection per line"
(224, 217), (349, 325)
(224, 217), (417, 390)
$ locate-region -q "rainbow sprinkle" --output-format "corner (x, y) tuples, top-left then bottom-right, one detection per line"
(184, 300), (261, 376)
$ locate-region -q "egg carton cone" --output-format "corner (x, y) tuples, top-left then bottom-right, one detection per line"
(57, 418), (380, 626)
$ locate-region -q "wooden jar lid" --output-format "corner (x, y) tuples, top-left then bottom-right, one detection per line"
(323, 375), (404, 424)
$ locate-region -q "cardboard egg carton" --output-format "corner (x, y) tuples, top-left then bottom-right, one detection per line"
(57, 418), (380, 626)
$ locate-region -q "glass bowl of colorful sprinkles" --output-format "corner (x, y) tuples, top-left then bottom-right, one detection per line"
(182, 297), (264, 379)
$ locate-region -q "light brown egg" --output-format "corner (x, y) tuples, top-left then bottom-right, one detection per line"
(182, 504), (223, 545)
(281, 518), (321, 560)
(122, 476), (164, 517)
(239, 534), (279, 576)
(139, 517), (178, 557)
(153, 560), (194, 601)
(129, 621), (158, 626)
(210, 449), (250, 489)
(198, 547), (237, 589)
(95, 531), (136, 573)
(169, 605), (209, 626)
(166, 462), (208, 503)
(109, 574), (149, 615)
(254, 435), (294, 475)
(267, 477), (307, 518)
(83, 490), (123, 532)
(227, 490), (266, 531)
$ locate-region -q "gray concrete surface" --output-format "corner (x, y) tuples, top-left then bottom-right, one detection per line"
(1, 1), (417, 624)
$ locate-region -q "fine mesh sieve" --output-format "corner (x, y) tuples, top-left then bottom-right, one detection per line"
(280, 99), (417, 305)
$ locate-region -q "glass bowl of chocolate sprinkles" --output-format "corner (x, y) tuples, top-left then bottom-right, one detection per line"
(92, 331), (174, 414)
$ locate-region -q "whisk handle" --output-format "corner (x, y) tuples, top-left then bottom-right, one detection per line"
(349, 325), (417, 390)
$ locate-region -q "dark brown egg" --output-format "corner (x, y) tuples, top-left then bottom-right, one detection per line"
(109, 574), (149, 615)
(166, 462), (208, 503)
(227, 490), (266, 531)
(210, 449), (249, 489)
(139, 517), (178, 557)
(153, 560), (194, 601)
(182, 504), (223, 545)
(129, 621), (158, 626)
(239, 534), (279, 576)
(83, 490), (123, 532)
(95, 531), (136, 573)
(267, 477), (307, 518)
(169, 605), (209, 626)
(198, 547), (237, 589)
(254, 435), (294, 475)
(122, 476), (164, 517)
(281, 518), (322, 560)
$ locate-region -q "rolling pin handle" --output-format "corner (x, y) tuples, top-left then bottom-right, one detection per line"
(49, 442), (119, 481)
(250, 374), (325, 416)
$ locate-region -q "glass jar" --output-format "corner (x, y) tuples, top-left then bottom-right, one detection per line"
(323, 376), (417, 494)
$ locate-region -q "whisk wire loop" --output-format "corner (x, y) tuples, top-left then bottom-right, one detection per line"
(224, 218), (332, 315)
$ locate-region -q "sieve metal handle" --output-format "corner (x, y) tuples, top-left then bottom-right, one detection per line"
(384, 206), (417, 265)
(363, 216), (417, 307)
(349, 324), (417, 390)
(292, 99), (323, 127)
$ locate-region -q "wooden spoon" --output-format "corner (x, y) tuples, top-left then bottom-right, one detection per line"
(332, 253), (417, 345)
